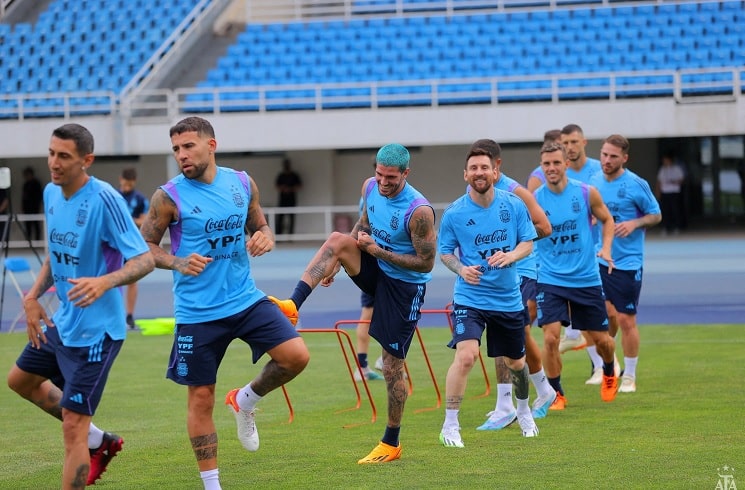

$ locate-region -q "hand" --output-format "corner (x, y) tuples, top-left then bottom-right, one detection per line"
(175, 253), (213, 276)
(67, 276), (109, 308)
(597, 249), (614, 274)
(246, 230), (273, 257)
(356, 231), (376, 254)
(23, 297), (54, 349)
(487, 250), (514, 268)
(458, 265), (483, 285)
(320, 261), (342, 287)
(614, 220), (636, 238)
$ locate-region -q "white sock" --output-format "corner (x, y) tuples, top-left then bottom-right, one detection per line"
(444, 408), (459, 428)
(88, 422), (104, 449)
(237, 383), (263, 412)
(516, 397), (530, 413)
(495, 383), (515, 414)
(200, 469), (221, 490)
(564, 325), (580, 340)
(624, 356), (638, 378)
(529, 368), (554, 399)
(586, 345), (603, 370)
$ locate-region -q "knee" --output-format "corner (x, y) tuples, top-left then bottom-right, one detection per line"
(504, 356), (526, 371)
(455, 349), (478, 372)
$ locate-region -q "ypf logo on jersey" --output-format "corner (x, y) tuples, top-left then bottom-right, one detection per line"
(715, 465), (737, 490)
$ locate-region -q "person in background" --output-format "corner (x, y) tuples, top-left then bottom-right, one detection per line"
(21, 166), (44, 241)
(275, 158), (302, 236)
(118, 167), (149, 329)
(655, 153), (686, 235)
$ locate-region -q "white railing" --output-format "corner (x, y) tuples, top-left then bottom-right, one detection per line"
(1, 66), (742, 122)
(243, 0), (682, 21)
(0, 204), (454, 248)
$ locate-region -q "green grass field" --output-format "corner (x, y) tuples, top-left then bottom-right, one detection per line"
(1, 324), (743, 489)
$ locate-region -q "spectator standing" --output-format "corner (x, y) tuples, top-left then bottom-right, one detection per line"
(21, 166), (44, 241)
(275, 158), (302, 235)
(655, 153), (686, 235)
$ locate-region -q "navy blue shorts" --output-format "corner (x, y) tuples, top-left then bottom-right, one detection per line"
(600, 265), (642, 315)
(360, 291), (374, 308)
(520, 276), (537, 306)
(349, 251), (426, 359)
(166, 297), (300, 386)
(448, 304), (527, 359)
(536, 283), (609, 332)
(15, 326), (123, 416)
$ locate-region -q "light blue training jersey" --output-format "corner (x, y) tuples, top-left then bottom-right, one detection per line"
(45, 177), (149, 347)
(364, 179), (432, 284)
(591, 169), (660, 270)
(439, 188), (536, 312)
(534, 179), (601, 288)
(161, 167), (264, 323)
(495, 173), (538, 280)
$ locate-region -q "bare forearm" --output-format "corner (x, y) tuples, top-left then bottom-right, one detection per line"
(104, 252), (154, 288)
(24, 258), (54, 300)
(440, 253), (463, 275)
(371, 245), (434, 273)
(634, 213), (662, 229)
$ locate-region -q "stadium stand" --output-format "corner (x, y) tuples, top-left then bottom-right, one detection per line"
(0, 0), (743, 116)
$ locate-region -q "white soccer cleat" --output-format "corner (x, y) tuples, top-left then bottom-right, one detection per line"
(439, 426), (464, 448)
(585, 367), (603, 385)
(559, 335), (587, 353)
(517, 410), (539, 438)
(374, 356), (384, 371)
(618, 375), (637, 393)
(225, 389), (259, 451)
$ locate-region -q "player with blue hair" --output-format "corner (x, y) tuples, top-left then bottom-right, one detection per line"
(270, 143), (437, 464)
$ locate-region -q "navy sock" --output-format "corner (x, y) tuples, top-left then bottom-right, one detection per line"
(289, 281), (312, 310)
(548, 376), (564, 396)
(603, 361), (615, 377)
(382, 426), (400, 447)
(358, 353), (368, 369)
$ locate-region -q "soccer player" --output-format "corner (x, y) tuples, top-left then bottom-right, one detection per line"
(556, 124), (604, 359)
(270, 143), (437, 464)
(438, 139), (539, 447)
(118, 167), (149, 329)
(139, 116), (309, 490)
(466, 140), (556, 431)
(7, 123), (154, 488)
(591, 135), (661, 393)
(534, 141), (619, 408)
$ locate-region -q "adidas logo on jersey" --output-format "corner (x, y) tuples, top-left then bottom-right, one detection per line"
(466, 219), (475, 226)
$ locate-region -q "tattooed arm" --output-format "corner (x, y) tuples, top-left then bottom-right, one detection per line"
(245, 176), (274, 257)
(140, 188), (212, 276)
(361, 205), (437, 273)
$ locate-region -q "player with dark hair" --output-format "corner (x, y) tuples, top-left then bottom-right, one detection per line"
(7, 123), (154, 488)
(140, 116), (309, 490)
(270, 143), (437, 464)
(438, 139), (539, 447)
(534, 141), (619, 408)
(591, 134), (661, 393)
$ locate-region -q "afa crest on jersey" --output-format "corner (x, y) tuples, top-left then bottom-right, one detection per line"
(390, 213), (399, 230)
